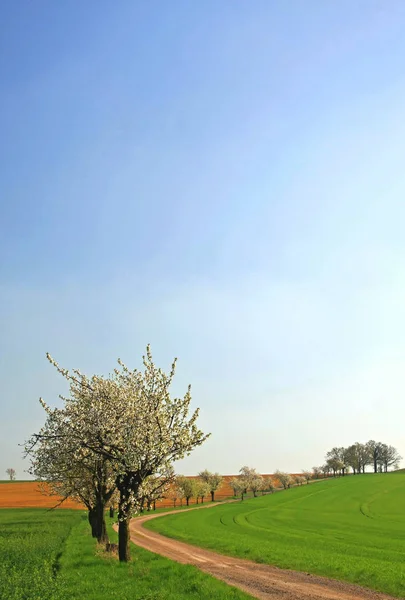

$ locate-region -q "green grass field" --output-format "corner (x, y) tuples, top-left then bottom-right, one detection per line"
(147, 473), (405, 598)
(0, 508), (252, 600)
(0, 508), (78, 600)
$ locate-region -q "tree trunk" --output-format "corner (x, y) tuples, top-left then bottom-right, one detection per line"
(253, 490), (257, 497)
(96, 503), (108, 544)
(88, 503), (109, 543)
(88, 508), (98, 538)
(186, 497), (190, 506)
(109, 506), (114, 518)
(118, 518), (130, 562)
(153, 501), (156, 511)
(211, 490), (215, 502)
(116, 472), (144, 563)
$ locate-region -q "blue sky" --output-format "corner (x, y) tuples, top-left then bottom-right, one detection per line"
(1, 1), (405, 478)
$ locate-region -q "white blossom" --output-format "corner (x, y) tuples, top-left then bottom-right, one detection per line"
(27, 345), (209, 561)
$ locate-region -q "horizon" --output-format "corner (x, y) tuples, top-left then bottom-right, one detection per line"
(2, 2), (405, 478)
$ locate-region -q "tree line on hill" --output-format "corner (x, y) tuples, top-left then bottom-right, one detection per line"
(313, 441), (402, 477)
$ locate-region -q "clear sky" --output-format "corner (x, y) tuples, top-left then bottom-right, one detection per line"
(1, 1), (405, 479)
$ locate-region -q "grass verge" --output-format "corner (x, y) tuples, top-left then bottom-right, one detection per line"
(0, 508), (252, 600)
(0, 508), (78, 600)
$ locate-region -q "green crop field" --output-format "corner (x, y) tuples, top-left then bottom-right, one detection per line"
(147, 473), (405, 598)
(0, 508), (251, 600)
(0, 508), (78, 600)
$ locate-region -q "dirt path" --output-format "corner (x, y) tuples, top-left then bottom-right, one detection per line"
(125, 504), (398, 600)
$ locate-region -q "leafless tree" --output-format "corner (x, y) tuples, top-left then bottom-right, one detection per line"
(379, 444), (402, 472)
(6, 468), (16, 481)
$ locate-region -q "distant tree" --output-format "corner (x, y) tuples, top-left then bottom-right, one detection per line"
(239, 466), (263, 497)
(302, 470), (312, 484)
(366, 440), (384, 474)
(345, 443), (370, 474)
(294, 475), (305, 486)
(6, 468), (16, 481)
(312, 466), (322, 479)
(326, 447), (349, 476)
(326, 457), (343, 477)
(239, 466), (253, 483)
(230, 477), (241, 497)
(168, 484), (179, 508)
(176, 476), (196, 506)
(140, 465), (175, 511)
(345, 444), (361, 474)
(321, 464), (330, 477)
(260, 476), (273, 495)
(357, 443), (371, 474)
(322, 441), (401, 476)
(195, 479), (211, 504)
(177, 481), (185, 506)
(264, 477), (276, 493)
(231, 477), (248, 501)
(275, 470), (292, 490)
(198, 470), (223, 501)
(250, 473), (264, 497)
(379, 444), (402, 472)
(336, 460), (344, 476)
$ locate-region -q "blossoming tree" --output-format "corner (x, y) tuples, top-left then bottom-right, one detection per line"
(239, 466), (263, 497)
(27, 345), (209, 562)
(25, 407), (116, 543)
(198, 469), (223, 501)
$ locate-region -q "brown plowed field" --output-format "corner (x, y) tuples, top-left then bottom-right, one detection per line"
(0, 482), (83, 508)
(0, 474), (305, 509)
